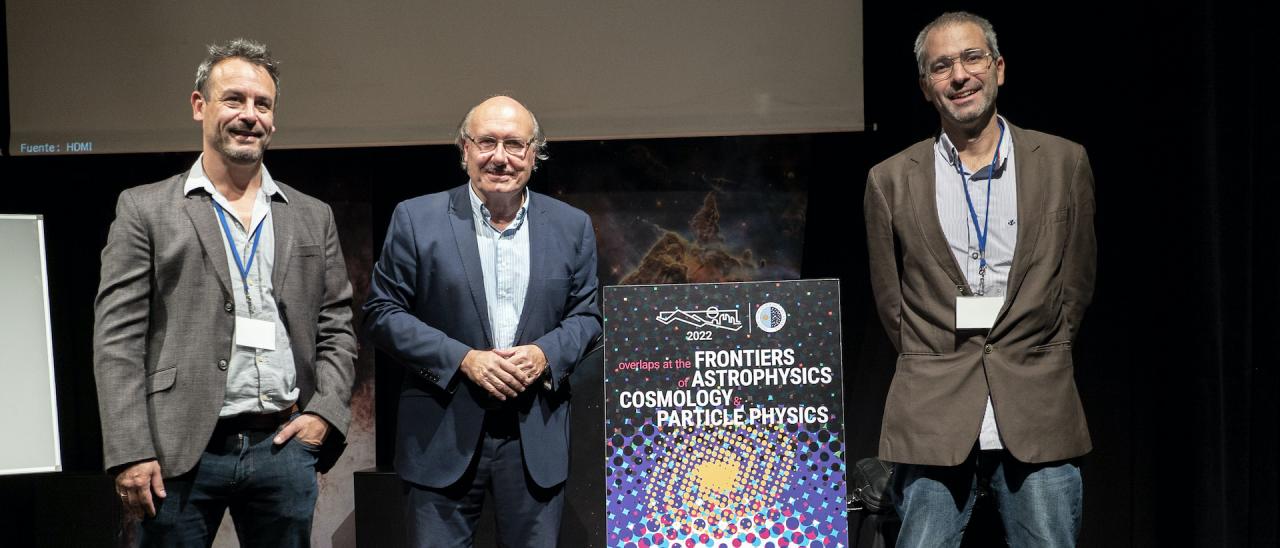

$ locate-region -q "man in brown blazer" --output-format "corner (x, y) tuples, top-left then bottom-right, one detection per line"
(863, 12), (1096, 547)
(93, 39), (356, 546)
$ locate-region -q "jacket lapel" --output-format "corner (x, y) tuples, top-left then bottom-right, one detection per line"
(449, 185), (494, 348)
(906, 140), (970, 294)
(270, 194), (295, 292)
(512, 193), (546, 346)
(181, 184), (233, 297)
(998, 125), (1044, 318)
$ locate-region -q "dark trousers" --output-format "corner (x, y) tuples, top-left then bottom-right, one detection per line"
(136, 418), (320, 547)
(404, 410), (565, 548)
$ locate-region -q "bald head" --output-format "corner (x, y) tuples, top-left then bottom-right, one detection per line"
(455, 95), (547, 167)
(467, 96), (532, 135)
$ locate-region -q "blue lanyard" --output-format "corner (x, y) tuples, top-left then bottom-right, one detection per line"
(212, 200), (264, 289)
(958, 120), (1006, 274)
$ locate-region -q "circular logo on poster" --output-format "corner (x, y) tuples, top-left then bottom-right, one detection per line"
(755, 302), (787, 333)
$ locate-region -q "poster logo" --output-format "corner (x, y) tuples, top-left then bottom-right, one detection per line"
(755, 302), (787, 333)
(656, 306), (743, 331)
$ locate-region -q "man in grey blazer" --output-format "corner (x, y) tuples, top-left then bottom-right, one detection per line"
(863, 12), (1096, 547)
(93, 39), (356, 547)
(364, 96), (601, 547)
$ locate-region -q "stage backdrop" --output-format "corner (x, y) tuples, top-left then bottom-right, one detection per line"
(603, 280), (847, 547)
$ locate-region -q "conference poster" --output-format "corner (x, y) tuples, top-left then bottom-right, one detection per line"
(604, 279), (847, 548)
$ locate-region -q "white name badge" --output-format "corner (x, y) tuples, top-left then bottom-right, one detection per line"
(956, 296), (1004, 329)
(234, 317), (277, 350)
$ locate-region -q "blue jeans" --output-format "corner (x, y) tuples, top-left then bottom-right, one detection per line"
(136, 427), (320, 547)
(893, 449), (1082, 548)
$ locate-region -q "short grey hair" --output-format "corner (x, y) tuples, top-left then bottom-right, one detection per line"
(455, 95), (549, 170)
(913, 12), (1001, 76)
(194, 38), (280, 98)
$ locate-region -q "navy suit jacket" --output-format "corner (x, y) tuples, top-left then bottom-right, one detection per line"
(364, 184), (601, 489)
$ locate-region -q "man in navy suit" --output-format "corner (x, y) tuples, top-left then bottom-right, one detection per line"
(364, 95), (601, 547)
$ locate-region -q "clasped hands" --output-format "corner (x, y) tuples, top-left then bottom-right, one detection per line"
(460, 345), (547, 400)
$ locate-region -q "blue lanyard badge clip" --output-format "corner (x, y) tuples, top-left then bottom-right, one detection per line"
(958, 120), (1005, 296)
(213, 201), (264, 314)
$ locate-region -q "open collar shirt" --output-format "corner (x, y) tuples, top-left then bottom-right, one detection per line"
(184, 156), (299, 417)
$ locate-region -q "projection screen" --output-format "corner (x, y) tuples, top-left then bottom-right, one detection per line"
(7, 1), (863, 156)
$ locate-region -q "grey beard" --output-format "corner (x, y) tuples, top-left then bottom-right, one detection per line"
(217, 137), (265, 164)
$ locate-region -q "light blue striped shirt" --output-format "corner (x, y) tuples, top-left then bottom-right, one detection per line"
(934, 117), (1017, 450)
(468, 184), (531, 350)
(935, 117), (1018, 298)
(183, 157), (299, 417)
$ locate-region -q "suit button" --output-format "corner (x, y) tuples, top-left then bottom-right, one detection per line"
(983, 344), (993, 354)
(217, 359), (228, 370)
(224, 301), (234, 313)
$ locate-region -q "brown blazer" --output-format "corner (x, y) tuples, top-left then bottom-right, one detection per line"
(863, 123), (1096, 466)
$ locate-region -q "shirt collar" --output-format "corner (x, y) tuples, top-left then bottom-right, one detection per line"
(182, 154), (287, 202)
(468, 182), (529, 233)
(936, 115), (1013, 181)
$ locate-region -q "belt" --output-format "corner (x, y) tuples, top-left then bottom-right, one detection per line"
(214, 403), (298, 433)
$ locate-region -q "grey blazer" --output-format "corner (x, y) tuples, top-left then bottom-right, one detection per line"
(863, 123), (1096, 466)
(93, 172), (357, 477)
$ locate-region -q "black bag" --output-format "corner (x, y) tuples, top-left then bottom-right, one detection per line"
(849, 457), (895, 513)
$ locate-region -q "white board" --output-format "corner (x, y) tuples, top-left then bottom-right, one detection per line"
(0, 214), (62, 475)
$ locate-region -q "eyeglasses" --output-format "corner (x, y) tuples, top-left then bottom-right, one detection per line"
(465, 135), (533, 158)
(925, 49), (995, 81)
